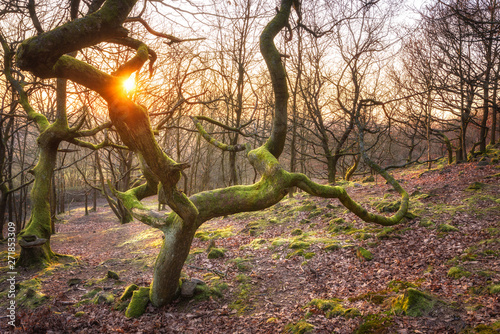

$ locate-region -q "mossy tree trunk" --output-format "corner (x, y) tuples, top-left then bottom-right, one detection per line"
(13, 0), (409, 305)
(2, 37), (112, 267)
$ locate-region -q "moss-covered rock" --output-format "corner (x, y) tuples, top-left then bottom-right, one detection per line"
(120, 284), (139, 301)
(437, 223), (459, 232)
(307, 298), (360, 319)
(390, 288), (436, 317)
(419, 220), (434, 228)
(284, 320), (314, 333)
(354, 314), (394, 334)
(67, 278), (82, 286)
(289, 240), (310, 249)
(356, 247), (373, 261)
(291, 228), (303, 236)
(207, 248), (225, 259)
(194, 281), (228, 301)
(106, 270), (119, 280)
(448, 266), (471, 279)
(323, 242), (341, 251)
(92, 291), (114, 305)
(125, 287), (150, 318)
(82, 287), (102, 299)
(374, 200), (401, 213)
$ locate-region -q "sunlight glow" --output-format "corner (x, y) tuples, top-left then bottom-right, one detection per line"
(123, 75), (135, 94)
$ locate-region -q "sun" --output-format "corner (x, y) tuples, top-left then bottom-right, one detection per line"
(123, 75), (135, 93)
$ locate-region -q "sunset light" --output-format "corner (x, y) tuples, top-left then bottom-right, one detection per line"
(123, 75), (135, 93)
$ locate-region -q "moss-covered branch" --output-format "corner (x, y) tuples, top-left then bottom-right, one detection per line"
(259, 0), (293, 158)
(16, 0), (136, 77)
(1, 37), (49, 132)
(191, 116), (248, 152)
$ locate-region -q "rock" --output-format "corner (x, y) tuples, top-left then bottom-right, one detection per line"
(106, 270), (119, 280)
(181, 281), (198, 298)
(67, 278), (82, 286)
(354, 183), (363, 187)
(391, 288), (437, 317)
(191, 278), (206, 285)
(92, 292), (114, 305)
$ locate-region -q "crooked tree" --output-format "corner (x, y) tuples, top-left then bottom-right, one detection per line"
(11, 0), (408, 306)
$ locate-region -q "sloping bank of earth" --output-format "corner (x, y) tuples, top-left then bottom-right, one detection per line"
(0, 161), (499, 333)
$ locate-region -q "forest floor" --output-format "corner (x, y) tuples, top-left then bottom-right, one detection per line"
(0, 159), (499, 333)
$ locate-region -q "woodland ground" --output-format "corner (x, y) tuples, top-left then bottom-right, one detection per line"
(0, 160), (499, 333)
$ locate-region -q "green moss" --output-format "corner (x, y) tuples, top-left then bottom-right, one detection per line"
(327, 218), (353, 233)
(243, 238), (267, 250)
(447, 266), (471, 279)
(306, 298), (359, 318)
(286, 249), (304, 259)
(291, 228), (303, 236)
(229, 280), (253, 315)
(354, 314), (394, 334)
(469, 320), (500, 333)
(193, 281), (228, 301)
(391, 288), (436, 317)
(357, 247), (373, 261)
(373, 200), (401, 213)
(437, 224), (459, 232)
(419, 220), (434, 228)
(125, 287), (150, 318)
(207, 248), (225, 259)
(349, 291), (388, 305)
(195, 226), (234, 241)
(466, 182), (487, 191)
(304, 252), (315, 259)
(376, 227), (398, 239)
(289, 241), (310, 249)
(284, 320), (314, 333)
(387, 280), (419, 293)
(82, 287), (102, 299)
(485, 227), (499, 236)
(229, 257), (252, 272)
(323, 242), (341, 251)
(294, 204), (317, 212)
(74, 311), (85, 317)
(307, 209), (323, 219)
(16, 278), (49, 309)
(488, 284), (500, 294)
(120, 284), (139, 301)
(118, 227), (161, 248)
